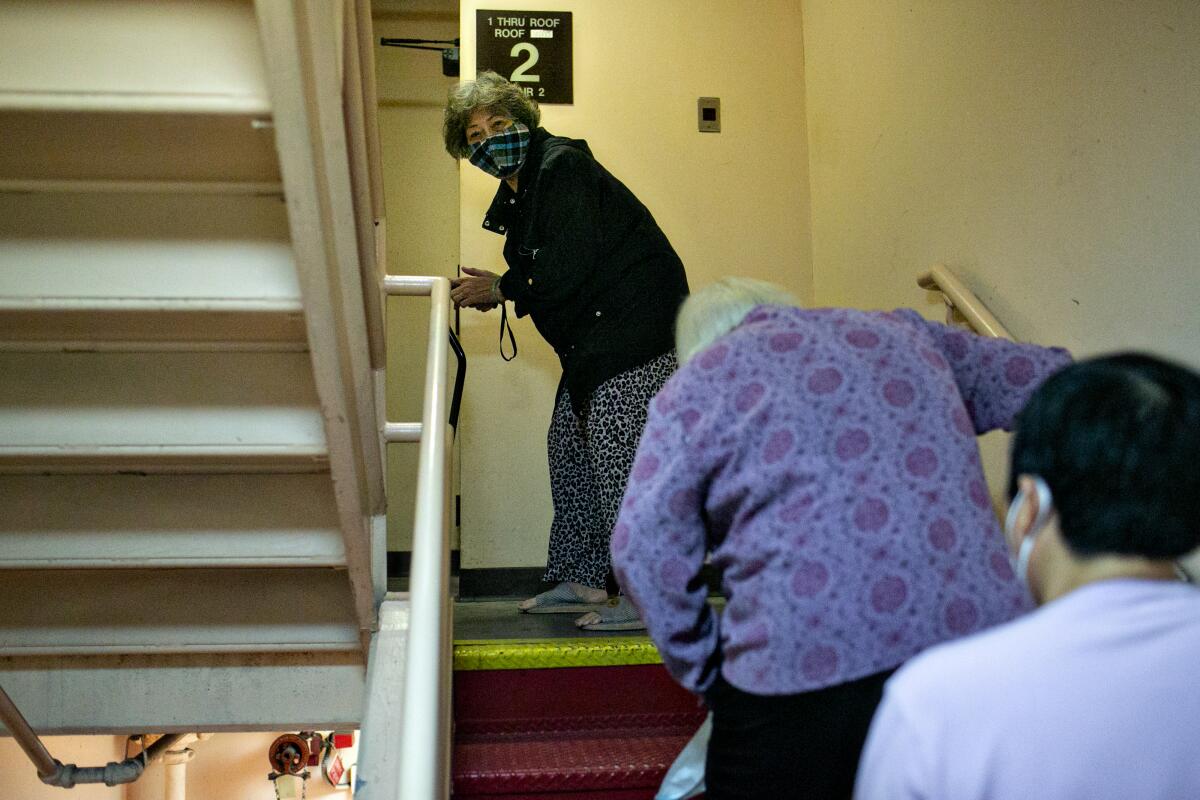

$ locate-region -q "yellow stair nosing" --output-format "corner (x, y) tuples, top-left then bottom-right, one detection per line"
(453, 637), (663, 671)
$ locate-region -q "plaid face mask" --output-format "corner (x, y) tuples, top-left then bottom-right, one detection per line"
(468, 121), (531, 178)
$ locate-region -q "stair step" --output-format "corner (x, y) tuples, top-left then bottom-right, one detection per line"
(0, 1), (269, 115)
(0, 304), (307, 352)
(0, 473), (345, 568)
(454, 662), (704, 798)
(454, 726), (695, 799)
(5, 106), (276, 186)
(0, 650), (366, 735)
(0, 444), (328, 474)
(0, 179), (283, 195)
(0, 190), (304, 349)
(0, 568), (361, 655)
(456, 711), (705, 738)
(1, 110), (279, 184)
(0, 350), (327, 474)
(0, 92), (269, 115)
(455, 664), (703, 732)
(0, 191), (295, 300)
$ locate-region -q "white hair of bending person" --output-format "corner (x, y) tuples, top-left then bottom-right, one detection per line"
(675, 277), (801, 365)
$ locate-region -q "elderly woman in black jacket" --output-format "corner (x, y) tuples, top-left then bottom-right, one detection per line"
(446, 71), (689, 630)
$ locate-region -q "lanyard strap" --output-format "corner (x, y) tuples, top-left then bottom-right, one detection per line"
(499, 302), (517, 361)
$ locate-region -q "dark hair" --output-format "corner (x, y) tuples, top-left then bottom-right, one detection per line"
(1010, 353), (1200, 559)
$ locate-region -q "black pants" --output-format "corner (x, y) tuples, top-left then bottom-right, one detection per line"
(704, 669), (895, 800)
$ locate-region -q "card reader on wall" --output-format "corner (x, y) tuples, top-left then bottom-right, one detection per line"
(698, 97), (720, 133)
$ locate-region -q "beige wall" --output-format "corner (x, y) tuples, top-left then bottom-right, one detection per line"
(175, 733), (355, 800)
(375, 8), (461, 554)
(452, 1), (1200, 571)
(802, 0), (1200, 363)
(0, 735), (126, 800)
(801, 0), (1200, 509)
(0, 733), (357, 800)
(457, 0), (814, 570)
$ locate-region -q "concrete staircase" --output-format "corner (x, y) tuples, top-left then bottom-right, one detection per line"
(0, 0), (389, 734)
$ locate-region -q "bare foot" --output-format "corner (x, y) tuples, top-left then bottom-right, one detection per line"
(574, 597), (645, 630)
(574, 610), (602, 628)
(518, 581), (607, 612)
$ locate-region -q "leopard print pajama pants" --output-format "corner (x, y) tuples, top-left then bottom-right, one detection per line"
(542, 351), (678, 589)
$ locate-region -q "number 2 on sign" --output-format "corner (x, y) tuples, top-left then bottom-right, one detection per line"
(510, 42), (540, 83)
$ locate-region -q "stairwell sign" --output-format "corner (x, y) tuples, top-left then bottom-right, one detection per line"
(476, 11), (573, 104)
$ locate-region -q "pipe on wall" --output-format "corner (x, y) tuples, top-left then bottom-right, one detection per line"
(0, 686), (208, 790)
(38, 733), (191, 788)
(0, 684), (57, 779)
(163, 747), (195, 800)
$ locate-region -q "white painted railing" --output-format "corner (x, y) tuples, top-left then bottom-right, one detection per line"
(918, 263), (1013, 340)
(357, 275), (454, 800)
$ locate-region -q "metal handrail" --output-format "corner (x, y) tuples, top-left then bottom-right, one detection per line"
(918, 263), (1013, 340)
(379, 274), (455, 799)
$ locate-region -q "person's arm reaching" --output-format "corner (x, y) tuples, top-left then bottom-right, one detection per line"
(908, 310), (1072, 433)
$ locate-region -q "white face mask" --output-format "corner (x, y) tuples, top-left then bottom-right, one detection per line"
(1005, 476), (1054, 587)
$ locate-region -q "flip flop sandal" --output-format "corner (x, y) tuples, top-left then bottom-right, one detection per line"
(520, 582), (608, 614)
(578, 597), (647, 631)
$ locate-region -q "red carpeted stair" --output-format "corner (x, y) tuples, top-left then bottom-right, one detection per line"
(453, 663), (706, 799)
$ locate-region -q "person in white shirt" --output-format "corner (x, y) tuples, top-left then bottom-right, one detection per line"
(855, 352), (1200, 800)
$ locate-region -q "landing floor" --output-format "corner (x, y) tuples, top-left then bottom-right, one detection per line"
(455, 598), (631, 641)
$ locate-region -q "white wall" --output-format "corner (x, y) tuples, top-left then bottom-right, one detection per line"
(457, 0), (814, 570)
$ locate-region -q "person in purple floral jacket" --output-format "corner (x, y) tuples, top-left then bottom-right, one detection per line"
(611, 278), (1072, 799)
